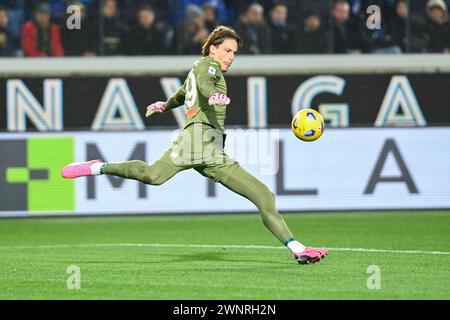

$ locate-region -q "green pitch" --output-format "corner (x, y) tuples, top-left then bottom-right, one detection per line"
(0, 211), (449, 300)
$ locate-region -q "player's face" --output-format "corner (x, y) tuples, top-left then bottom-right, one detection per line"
(210, 39), (238, 72)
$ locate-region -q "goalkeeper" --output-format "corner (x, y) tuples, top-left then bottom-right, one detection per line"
(62, 26), (327, 265)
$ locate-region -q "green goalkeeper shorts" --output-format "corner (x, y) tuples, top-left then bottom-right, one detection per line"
(157, 122), (240, 183)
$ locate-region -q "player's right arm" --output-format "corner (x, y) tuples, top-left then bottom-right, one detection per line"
(145, 83), (186, 117)
(165, 85), (186, 110)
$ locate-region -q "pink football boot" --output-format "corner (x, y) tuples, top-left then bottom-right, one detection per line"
(61, 160), (103, 179)
(293, 247), (328, 265)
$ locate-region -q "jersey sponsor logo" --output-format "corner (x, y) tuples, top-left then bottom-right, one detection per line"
(208, 66), (217, 76)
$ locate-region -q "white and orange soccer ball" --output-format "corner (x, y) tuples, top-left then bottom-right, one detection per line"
(291, 109), (325, 142)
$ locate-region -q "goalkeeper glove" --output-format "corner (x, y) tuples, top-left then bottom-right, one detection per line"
(146, 101), (167, 117)
(208, 92), (230, 105)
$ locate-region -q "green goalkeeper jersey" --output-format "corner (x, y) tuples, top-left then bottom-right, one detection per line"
(165, 56), (228, 132)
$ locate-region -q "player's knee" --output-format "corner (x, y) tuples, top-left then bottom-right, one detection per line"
(120, 160), (147, 179)
(140, 164), (167, 186)
(139, 171), (159, 185)
(143, 173), (165, 186)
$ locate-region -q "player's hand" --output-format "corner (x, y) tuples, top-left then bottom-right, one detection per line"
(208, 92), (230, 105)
(145, 101), (167, 117)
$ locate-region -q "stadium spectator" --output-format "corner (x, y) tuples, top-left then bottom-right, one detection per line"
(1, 0), (449, 57)
(0, 6), (8, 27)
(169, 0), (227, 25)
(348, 0), (398, 47)
(173, 4), (209, 54)
(203, 2), (221, 33)
(100, 0), (128, 55)
(126, 5), (169, 55)
(390, 0), (428, 53)
(219, 0), (262, 25)
(0, 27), (13, 56)
(21, 2), (64, 57)
(358, 5), (401, 53)
(425, 0), (450, 52)
(297, 12), (329, 54)
(112, 0), (169, 26)
(351, 0), (397, 22)
(0, 6), (13, 46)
(234, 3), (271, 54)
(331, 0), (359, 53)
(60, 1), (96, 56)
(289, 0), (330, 26)
(268, 2), (296, 53)
(0, 0), (24, 49)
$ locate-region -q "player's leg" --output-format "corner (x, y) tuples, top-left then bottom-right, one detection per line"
(196, 163), (327, 264)
(199, 162), (293, 242)
(61, 130), (189, 184)
(61, 157), (179, 185)
(101, 159), (178, 186)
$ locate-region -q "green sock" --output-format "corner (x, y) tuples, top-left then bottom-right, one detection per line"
(284, 237), (296, 246)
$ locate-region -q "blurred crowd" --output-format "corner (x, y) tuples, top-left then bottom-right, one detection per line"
(1, 0), (450, 57)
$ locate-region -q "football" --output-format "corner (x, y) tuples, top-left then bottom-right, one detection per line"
(291, 109), (325, 142)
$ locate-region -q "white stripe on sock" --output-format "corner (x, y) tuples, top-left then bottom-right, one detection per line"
(287, 240), (306, 253)
(90, 162), (105, 175)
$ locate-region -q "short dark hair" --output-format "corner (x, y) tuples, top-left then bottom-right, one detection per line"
(271, 0), (288, 9)
(138, 3), (154, 12)
(34, 2), (51, 13)
(201, 25), (241, 56)
(334, 0), (349, 7)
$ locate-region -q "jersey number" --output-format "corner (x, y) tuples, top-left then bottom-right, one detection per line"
(185, 71), (197, 108)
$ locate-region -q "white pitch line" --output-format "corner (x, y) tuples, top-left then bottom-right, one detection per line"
(326, 247), (450, 255)
(0, 243), (449, 255)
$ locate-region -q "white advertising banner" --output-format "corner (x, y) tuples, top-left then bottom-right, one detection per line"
(0, 127), (449, 216)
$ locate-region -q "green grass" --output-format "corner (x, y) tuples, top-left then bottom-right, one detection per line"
(0, 211), (449, 300)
